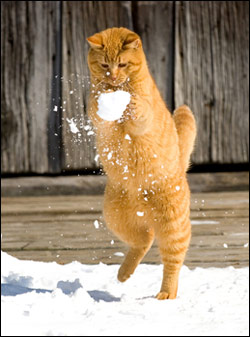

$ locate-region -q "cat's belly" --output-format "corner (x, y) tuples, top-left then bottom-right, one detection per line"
(99, 137), (178, 192)
(103, 175), (190, 234)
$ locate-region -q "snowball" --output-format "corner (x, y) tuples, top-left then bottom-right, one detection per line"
(97, 91), (131, 121)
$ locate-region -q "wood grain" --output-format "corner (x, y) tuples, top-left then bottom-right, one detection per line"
(133, 1), (174, 110)
(2, 191), (249, 268)
(175, 1), (249, 164)
(61, 1), (134, 171)
(1, 1), (60, 173)
(1, 1), (249, 173)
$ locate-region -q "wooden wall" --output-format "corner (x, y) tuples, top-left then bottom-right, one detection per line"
(1, 1), (249, 174)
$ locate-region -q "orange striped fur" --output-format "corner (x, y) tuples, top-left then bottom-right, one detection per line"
(87, 28), (197, 300)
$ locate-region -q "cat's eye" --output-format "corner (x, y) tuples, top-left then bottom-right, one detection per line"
(101, 63), (109, 68)
(118, 63), (127, 68)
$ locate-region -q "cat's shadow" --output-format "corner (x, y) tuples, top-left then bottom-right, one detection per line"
(88, 290), (120, 302)
(1, 283), (121, 303)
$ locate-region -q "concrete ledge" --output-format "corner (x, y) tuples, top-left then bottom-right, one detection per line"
(1, 171), (249, 197)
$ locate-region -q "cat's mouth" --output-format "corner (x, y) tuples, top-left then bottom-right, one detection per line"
(106, 80), (123, 87)
(106, 78), (127, 88)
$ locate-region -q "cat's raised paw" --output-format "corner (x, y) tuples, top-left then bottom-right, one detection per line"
(117, 268), (131, 283)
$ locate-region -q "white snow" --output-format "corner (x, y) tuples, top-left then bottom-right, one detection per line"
(137, 211), (144, 217)
(87, 130), (95, 136)
(93, 220), (99, 229)
(113, 252), (125, 257)
(1, 252), (249, 336)
(124, 134), (131, 140)
(84, 125), (91, 131)
(66, 118), (80, 134)
(191, 220), (220, 225)
(97, 91), (131, 121)
(107, 152), (113, 160)
(94, 154), (100, 163)
(123, 165), (129, 173)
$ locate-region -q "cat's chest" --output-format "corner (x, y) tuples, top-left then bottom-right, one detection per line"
(98, 131), (160, 179)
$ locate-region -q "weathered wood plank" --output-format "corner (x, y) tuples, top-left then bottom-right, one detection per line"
(1, 1), (61, 173)
(1, 191), (249, 268)
(61, 1), (133, 171)
(2, 220), (249, 250)
(175, 1), (249, 164)
(1, 172), (249, 197)
(4, 247), (249, 269)
(133, 1), (174, 110)
(2, 191), (249, 212)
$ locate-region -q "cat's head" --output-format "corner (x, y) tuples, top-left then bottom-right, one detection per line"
(87, 27), (144, 87)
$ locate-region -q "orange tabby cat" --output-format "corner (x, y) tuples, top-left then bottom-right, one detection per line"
(87, 27), (196, 300)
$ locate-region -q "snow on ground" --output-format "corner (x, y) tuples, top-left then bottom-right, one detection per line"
(97, 90), (131, 121)
(1, 251), (249, 336)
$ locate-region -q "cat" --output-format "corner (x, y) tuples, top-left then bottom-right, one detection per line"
(87, 27), (196, 300)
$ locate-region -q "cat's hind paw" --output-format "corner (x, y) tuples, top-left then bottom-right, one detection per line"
(156, 291), (176, 300)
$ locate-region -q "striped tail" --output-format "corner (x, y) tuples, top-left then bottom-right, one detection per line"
(173, 105), (197, 172)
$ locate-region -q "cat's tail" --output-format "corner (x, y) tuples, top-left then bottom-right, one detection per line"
(173, 105), (197, 172)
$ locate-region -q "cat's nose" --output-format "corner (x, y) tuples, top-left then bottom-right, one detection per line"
(111, 75), (117, 81)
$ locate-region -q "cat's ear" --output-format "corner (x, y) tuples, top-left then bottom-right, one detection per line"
(123, 33), (141, 49)
(87, 33), (103, 49)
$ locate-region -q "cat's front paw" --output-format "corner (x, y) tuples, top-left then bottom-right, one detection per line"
(127, 94), (145, 120)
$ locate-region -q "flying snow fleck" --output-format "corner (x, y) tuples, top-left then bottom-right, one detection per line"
(114, 252), (124, 257)
(66, 118), (80, 134)
(94, 154), (100, 163)
(137, 211), (144, 217)
(93, 220), (99, 229)
(124, 134), (131, 140)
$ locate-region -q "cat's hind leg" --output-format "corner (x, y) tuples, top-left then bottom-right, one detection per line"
(155, 217), (191, 300)
(173, 105), (197, 172)
(117, 228), (154, 282)
(104, 184), (155, 283)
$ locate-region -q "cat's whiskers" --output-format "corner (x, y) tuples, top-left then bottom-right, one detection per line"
(125, 81), (134, 92)
(95, 79), (105, 87)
